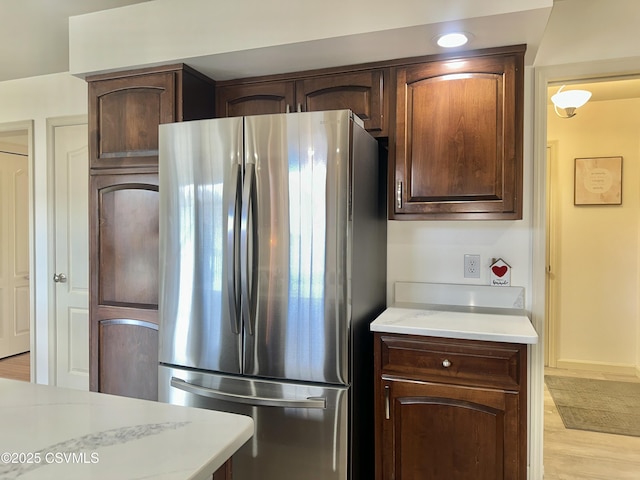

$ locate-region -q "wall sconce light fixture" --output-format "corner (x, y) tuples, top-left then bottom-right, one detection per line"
(551, 85), (592, 118)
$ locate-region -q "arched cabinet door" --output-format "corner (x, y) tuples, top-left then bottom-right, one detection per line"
(89, 173), (159, 399)
(391, 46), (525, 219)
(88, 64), (216, 171)
(381, 379), (519, 480)
(92, 175), (159, 309)
(89, 72), (176, 170)
(295, 69), (388, 136)
(216, 81), (295, 117)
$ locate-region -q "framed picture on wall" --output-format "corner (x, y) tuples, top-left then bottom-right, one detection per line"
(574, 156), (623, 205)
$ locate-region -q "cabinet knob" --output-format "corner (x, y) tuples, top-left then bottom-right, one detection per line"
(442, 359), (452, 368)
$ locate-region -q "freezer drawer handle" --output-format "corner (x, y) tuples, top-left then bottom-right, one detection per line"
(170, 377), (327, 409)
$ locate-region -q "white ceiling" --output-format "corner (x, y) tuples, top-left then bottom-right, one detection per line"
(0, 0), (151, 82)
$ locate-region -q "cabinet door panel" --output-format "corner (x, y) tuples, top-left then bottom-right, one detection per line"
(92, 174), (159, 309)
(89, 73), (175, 169)
(407, 74), (502, 200)
(392, 49), (524, 219)
(98, 318), (158, 400)
(216, 81), (295, 117)
(384, 379), (520, 480)
(296, 70), (388, 135)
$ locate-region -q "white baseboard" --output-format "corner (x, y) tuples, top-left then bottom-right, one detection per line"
(555, 359), (638, 377)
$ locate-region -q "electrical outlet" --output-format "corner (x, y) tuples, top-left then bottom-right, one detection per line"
(464, 254), (481, 278)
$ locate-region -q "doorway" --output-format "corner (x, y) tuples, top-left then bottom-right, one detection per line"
(0, 128), (30, 372)
(545, 77), (640, 374)
(543, 77), (640, 478)
(533, 61), (640, 479)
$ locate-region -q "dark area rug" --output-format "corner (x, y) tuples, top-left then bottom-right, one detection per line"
(545, 375), (640, 437)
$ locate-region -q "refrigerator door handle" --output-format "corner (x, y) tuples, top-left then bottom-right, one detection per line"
(226, 162), (241, 334)
(170, 377), (327, 409)
(240, 162), (258, 335)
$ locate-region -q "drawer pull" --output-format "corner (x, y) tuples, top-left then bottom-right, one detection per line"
(442, 359), (452, 368)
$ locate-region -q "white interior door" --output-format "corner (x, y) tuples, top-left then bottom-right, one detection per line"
(0, 150), (30, 359)
(53, 121), (89, 390)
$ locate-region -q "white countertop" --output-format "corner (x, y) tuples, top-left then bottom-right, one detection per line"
(0, 379), (253, 480)
(370, 305), (538, 344)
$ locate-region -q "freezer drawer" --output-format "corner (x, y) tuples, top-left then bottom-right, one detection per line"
(159, 365), (349, 480)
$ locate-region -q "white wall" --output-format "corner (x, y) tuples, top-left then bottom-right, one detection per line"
(535, 0), (640, 66)
(386, 220), (533, 303)
(0, 73), (88, 384)
(547, 97), (640, 373)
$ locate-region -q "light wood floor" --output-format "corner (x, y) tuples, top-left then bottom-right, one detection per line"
(0, 352), (30, 382)
(543, 367), (640, 479)
(1, 356), (638, 478)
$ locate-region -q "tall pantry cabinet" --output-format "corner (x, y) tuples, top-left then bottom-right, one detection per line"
(87, 64), (215, 400)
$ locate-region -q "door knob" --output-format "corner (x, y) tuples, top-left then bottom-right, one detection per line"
(53, 273), (67, 283)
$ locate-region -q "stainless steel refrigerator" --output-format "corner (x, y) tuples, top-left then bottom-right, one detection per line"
(157, 110), (386, 480)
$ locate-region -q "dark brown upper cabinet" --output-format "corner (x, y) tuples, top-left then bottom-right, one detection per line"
(216, 68), (388, 137)
(88, 64), (215, 171)
(295, 69), (388, 136)
(391, 46), (525, 220)
(215, 80), (295, 117)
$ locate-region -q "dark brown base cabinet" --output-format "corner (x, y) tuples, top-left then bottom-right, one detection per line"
(374, 333), (527, 480)
(212, 460), (232, 480)
(88, 64), (215, 400)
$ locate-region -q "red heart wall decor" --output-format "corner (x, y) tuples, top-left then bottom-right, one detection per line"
(492, 265), (508, 278)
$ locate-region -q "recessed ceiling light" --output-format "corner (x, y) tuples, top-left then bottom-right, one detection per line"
(436, 32), (469, 48)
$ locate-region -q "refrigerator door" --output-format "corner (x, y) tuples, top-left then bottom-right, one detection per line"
(159, 365), (348, 480)
(158, 118), (243, 374)
(242, 111), (352, 385)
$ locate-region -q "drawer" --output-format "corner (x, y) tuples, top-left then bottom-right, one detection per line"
(376, 333), (525, 390)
